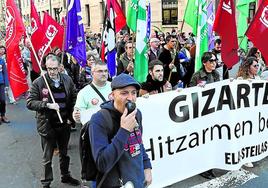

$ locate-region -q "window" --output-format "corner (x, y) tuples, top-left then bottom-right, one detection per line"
(248, 2), (256, 24)
(54, 8), (59, 22)
(162, 0), (178, 25)
(85, 4), (90, 26)
(120, 0), (126, 15)
(100, 0), (105, 21)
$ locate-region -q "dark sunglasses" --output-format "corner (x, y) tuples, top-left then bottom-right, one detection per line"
(252, 64), (259, 68)
(208, 59), (217, 63)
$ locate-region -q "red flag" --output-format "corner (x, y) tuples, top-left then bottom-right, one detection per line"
(259, 0), (264, 7)
(5, 0), (28, 98)
(213, 0), (239, 68)
(246, 0), (268, 63)
(30, 0), (44, 73)
(108, 0), (126, 33)
(39, 12), (64, 59)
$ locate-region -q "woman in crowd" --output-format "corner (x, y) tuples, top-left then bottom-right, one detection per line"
(188, 51), (220, 179)
(236, 56), (260, 168)
(247, 47), (265, 76)
(79, 54), (96, 89)
(189, 51), (220, 87)
(237, 57), (260, 80)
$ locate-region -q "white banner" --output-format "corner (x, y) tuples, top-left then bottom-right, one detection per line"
(137, 79), (268, 188)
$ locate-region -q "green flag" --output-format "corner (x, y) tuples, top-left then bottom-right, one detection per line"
(183, 0), (199, 35)
(134, 0), (148, 83)
(127, 0), (138, 32)
(236, 0), (256, 51)
(195, 0), (208, 72)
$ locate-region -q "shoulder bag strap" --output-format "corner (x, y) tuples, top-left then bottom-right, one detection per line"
(97, 109), (119, 188)
(89, 82), (107, 102)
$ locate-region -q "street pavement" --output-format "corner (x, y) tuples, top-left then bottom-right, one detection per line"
(1, 99), (268, 188)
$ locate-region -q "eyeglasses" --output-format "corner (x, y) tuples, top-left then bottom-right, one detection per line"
(47, 67), (58, 71)
(208, 59), (217, 63)
(252, 64), (259, 68)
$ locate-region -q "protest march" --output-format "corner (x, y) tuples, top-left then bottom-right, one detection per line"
(1, 0), (268, 187)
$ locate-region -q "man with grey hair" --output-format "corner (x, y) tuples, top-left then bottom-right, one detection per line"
(27, 54), (80, 188)
(148, 37), (160, 62)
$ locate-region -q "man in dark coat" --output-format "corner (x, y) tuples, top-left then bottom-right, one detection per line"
(158, 35), (180, 87)
(27, 54), (80, 188)
(139, 60), (171, 96)
(147, 38), (160, 62)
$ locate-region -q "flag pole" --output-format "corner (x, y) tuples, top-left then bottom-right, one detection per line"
(132, 0), (139, 77)
(61, 0), (68, 66)
(99, 4), (108, 63)
(180, 19), (185, 33)
(25, 33), (63, 123)
(131, 32), (135, 76)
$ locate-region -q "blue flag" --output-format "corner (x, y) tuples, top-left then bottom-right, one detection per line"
(65, 0), (87, 67)
(207, 0), (215, 51)
(101, 0), (126, 77)
(101, 9), (117, 77)
(146, 3), (151, 39)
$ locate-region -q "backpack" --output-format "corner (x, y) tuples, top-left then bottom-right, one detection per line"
(79, 109), (114, 181)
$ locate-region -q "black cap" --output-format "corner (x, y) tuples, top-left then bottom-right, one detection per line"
(111, 73), (141, 91)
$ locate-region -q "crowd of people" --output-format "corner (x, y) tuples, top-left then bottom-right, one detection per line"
(0, 28), (267, 187)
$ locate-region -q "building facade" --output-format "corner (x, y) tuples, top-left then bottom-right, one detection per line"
(19, 0), (194, 33)
(1, 0), (258, 39)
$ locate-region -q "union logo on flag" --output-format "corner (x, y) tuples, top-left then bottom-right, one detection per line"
(260, 5), (268, 28)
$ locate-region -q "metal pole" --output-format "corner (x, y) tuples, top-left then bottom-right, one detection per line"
(17, 0), (22, 13)
(49, 0), (52, 16)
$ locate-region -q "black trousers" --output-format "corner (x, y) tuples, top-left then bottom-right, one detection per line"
(0, 84), (6, 116)
(40, 125), (71, 186)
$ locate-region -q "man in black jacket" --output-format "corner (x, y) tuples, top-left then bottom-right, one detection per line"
(27, 54), (80, 188)
(139, 60), (171, 96)
(147, 38), (160, 62)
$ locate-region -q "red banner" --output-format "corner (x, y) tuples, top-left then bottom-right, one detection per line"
(5, 0), (28, 98)
(246, 0), (268, 63)
(38, 12), (64, 59)
(30, 0), (44, 73)
(213, 0), (239, 68)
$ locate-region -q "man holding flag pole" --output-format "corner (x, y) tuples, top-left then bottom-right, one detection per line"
(25, 0), (82, 187)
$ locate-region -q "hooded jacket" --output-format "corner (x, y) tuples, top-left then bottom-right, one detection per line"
(90, 101), (152, 188)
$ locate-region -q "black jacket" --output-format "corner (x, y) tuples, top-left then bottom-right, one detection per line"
(26, 73), (77, 137)
(141, 74), (167, 94)
(159, 47), (182, 87)
(147, 48), (160, 62)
